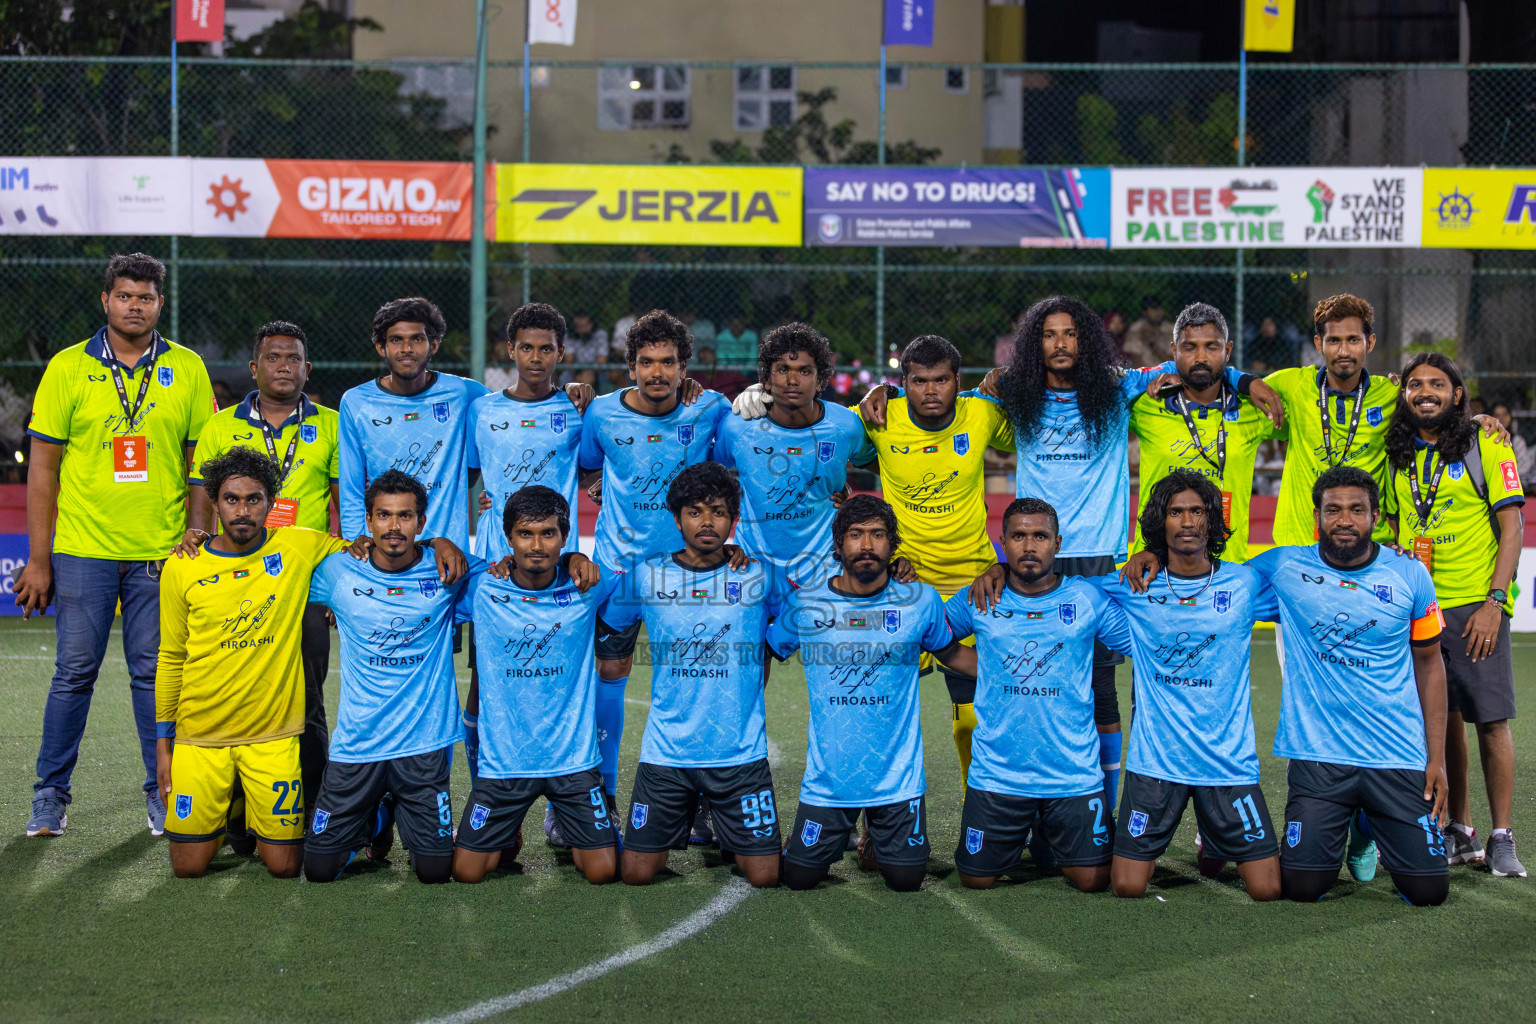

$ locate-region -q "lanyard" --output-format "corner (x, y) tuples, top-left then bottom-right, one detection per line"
(253, 396), (304, 488)
(1408, 446), (1448, 533)
(101, 332), (159, 428)
(1174, 386), (1227, 476)
(1319, 375), (1366, 467)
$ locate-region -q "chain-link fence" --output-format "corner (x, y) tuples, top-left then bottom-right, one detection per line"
(2, 56), (1535, 426)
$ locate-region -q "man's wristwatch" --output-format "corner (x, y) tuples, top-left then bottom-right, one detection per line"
(1487, 588), (1508, 605)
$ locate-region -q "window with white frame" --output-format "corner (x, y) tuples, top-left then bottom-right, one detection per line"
(598, 64), (690, 130)
(734, 65), (796, 131)
(944, 67), (969, 93)
(884, 65), (907, 89)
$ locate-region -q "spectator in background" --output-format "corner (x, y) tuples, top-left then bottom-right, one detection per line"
(993, 312), (1022, 366)
(714, 316), (759, 367)
(1471, 397), (1488, 417)
(1492, 402), (1535, 484)
(1102, 309), (1128, 358)
(610, 309), (642, 391)
(211, 379), (236, 409)
(484, 329), (519, 393)
(1248, 316), (1304, 368)
(692, 345), (752, 400)
(1122, 297), (1172, 367)
(680, 310), (716, 350)
(564, 313), (609, 389)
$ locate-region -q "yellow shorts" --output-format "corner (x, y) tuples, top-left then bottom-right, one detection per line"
(165, 735), (305, 845)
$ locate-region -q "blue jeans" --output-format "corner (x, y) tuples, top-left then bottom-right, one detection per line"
(34, 554), (161, 800)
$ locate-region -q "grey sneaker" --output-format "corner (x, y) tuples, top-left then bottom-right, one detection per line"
(543, 803), (570, 848)
(1486, 833), (1527, 878)
(146, 790), (167, 836)
(26, 793), (67, 837)
(1443, 825), (1485, 866)
(688, 802), (715, 847)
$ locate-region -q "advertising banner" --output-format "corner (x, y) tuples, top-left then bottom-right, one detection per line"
(497, 164), (801, 246)
(805, 167), (1108, 247)
(0, 158), (104, 235)
(1112, 167), (1421, 248)
(94, 158), (192, 235)
(883, 0), (934, 46)
(0, 533), (43, 617)
(1422, 168), (1536, 249)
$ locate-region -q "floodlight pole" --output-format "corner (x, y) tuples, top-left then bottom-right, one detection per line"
(169, 2), (180, 344)
(1234, 12), (1248, 368)
(470, 0), (490, 383)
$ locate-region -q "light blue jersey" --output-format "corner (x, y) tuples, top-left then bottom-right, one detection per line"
(577, 389), (730, 570)
(713, 401), (876, 585)
(766, 577), (953, 808)
(600, 555), (791, 769)
(308, 547), (476, 763)
(943, 578), (1131, 799)
(468, 388), (583, 561)
(1092, 563), (1279, 786)
(1248, 544), (1443, 771)
(337, 373), (491, 549)
(1003, 361), (1244, 559)
(456, 568), (618, 778)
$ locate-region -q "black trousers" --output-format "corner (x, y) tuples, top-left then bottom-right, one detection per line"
(300, 601), (332, 811)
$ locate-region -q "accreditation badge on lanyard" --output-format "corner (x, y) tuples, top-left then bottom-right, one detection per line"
(105, 333), (159, 483)
(1175, 389), (1231, 526)
(254, 396), (304, 528)
(1407, 448), (1447, 574)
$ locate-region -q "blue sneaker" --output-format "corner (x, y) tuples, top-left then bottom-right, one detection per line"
(1346, 812), (1378, 882)
(26, 792), (67, 837)
(365, 795), (396, 862)
(146, 790), (167, 836)
(543, 803), (570, 849)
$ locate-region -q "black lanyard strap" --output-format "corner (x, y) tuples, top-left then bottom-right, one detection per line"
(253, 397), (304, 488)
(102, 333), (159, 427)
(1175, 386), (1227, 476)
(1408, 447), (1448, 533)
(1319, 375), (1366, 467)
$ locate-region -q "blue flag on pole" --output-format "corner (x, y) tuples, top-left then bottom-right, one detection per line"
(883, 0), (933, 46)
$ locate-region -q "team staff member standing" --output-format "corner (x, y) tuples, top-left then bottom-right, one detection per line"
(183, 321), (340, 810)
(1385, 354), (1526, 878)
(20, 253), (215, 839)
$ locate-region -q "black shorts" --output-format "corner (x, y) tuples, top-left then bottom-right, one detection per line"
(1441, 603), (1517, 723)
(595, 619), (642, 661)
(1115, 771), (1279, 862)
(954, 786), (1113, 875)
(1057, 555), (1126, 670)
(625, 759), (781, 856)
(457, 769), (617, 852)
(307, 749), (453, 857)
(783, 795), (929, 868)
(1282, 760), (1450, 878)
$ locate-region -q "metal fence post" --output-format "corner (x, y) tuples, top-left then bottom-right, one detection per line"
(1233, 33), (1247, 366)
(169, 15), (180, 344)
(875, 42), (887, 372)
(521, 14), (532, 306)
(469, 0), (490, 384)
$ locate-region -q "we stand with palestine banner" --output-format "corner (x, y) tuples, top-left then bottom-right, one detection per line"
(1, 157), (1534, 249)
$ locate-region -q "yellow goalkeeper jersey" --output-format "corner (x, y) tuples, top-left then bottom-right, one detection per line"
(156, 527), (349, 747)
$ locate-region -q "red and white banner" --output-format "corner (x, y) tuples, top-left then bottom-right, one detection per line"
(528, 0), (577, 45)
(175, 0), (226, 43)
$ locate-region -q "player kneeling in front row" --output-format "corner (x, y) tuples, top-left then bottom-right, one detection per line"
(303, 470), (476, 885)
(454, 486), (618, 884)
(954, 499), (1127, 892)
(605, 464), (790, 888)
(770, 495), (973, 892)
(156, 449), (361, 878)
(1097, 470), (1282, 900)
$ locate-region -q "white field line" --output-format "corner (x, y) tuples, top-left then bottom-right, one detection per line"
(416, 877), (753, 1024)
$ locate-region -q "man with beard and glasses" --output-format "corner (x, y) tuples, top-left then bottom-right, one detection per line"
(302, 471), (478, 885)
(1247, 466), (1451, 906)
(1385, 354), (1525, 878)
(945, 498), (1131, 893)
(769, 495), (974, 893)
(1093, 471), (1282, 901)
(600, 464), (792, 888)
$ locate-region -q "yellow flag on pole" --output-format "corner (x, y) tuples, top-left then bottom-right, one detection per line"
(1244, 0), (1295, 52)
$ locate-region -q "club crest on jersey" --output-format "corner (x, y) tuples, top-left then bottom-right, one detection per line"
(1128, 810), (1149, 837)
(1224, 407), (1240, 422)
(419, 579), (438, 598)
(312, 809), (330, 834)
(818, 441), (835, 463)
(264, 553), (283, 577)
(631, 803), (649, 829)
(1448, 461), (1465, 480)
(677, 423), (694, 445)
(551, 411), (567, 434)
(157, 366), (174, 387)
(433, 401), (449, 423)
(1366, 406), (1383, 426)
(1214, 590), (1232, 614)
(555, 588), (573, 607)
(966, 827), (984, 855)
(884, 610), (901, 634)
(300, 424), (318, 443)
(953, 432), (970, 456)
(1287, 821), (1302, 847)
(174, 794), (192, 819)
(469, 804), (489, 830)
(1058, 603), (1076, 625)
(801, 820), (822, 846)
(1373, 584), (1393, 604)
(726, 581), (741, 604)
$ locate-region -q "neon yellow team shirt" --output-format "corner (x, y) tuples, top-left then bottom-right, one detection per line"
(1386, 435), (1524, 613)
(1265, 366), (1398, 546)
(191, 394), (340, 532)
(27, 333), (214, 560)
(1129, 392), (1274, 563)
(857, 393), (1014, 594)
(156, 528), (350, 747)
